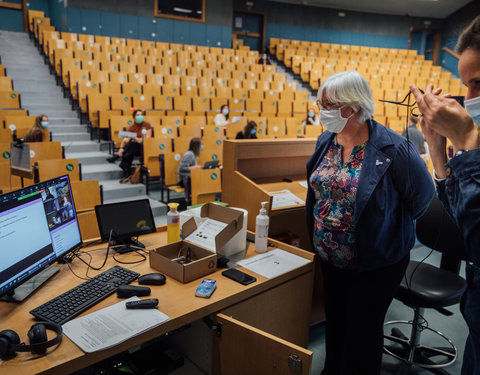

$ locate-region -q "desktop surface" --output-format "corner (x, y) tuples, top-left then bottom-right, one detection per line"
(0, 228), (314, 375)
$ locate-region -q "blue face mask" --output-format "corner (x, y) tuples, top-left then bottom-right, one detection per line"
(308, 112), (314, 118)
(41, 121), (49, 129)
(135, 115), (144, 124)
(465, 96), (480, 127)
(251, 129), (256, 135)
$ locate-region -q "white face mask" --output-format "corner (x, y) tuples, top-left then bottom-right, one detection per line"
(222, 108), (229, 116)
(320, 107), (352, 133)
(465, 95), (480, 126)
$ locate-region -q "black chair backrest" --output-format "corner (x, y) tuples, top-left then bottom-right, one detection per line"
(416, 197), (468, 272)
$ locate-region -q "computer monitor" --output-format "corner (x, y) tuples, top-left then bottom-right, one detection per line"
(95, 199), (156, 254)
(0, 175), (82, 302)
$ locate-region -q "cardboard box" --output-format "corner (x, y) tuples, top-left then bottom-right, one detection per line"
(150, 241), (217, 283)
(150, 203), (244, 283)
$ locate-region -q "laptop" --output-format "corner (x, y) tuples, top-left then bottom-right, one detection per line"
(203, 160), (219, 169)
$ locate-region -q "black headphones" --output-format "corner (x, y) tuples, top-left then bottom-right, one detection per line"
(0, 322), (63, 358)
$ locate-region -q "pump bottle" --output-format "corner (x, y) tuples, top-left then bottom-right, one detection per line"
(255, 201), (269, 253)
(167, 203), (180, 243)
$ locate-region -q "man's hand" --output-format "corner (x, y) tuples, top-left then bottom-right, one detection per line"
(410, 84), (478, 152)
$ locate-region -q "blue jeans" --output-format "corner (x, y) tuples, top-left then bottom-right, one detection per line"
(461, 263), (480, 375)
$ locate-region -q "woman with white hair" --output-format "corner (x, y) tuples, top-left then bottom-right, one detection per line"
(305, 70), (434, 375)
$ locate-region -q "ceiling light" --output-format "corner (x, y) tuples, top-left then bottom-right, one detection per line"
(173, 7), (192, 13)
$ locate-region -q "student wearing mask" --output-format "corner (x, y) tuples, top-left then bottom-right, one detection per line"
(25, 114), (48, 142)
(118, 109), (152, 183)
(258, 52), (271, 65)
(303, 108), (320, 126)
(306, 70), (434, 375)
(411, 15), (480, 375)
(236, 121), (258, 139)
(214, 104), (232, 126)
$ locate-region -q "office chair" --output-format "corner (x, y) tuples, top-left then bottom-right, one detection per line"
(383, 197), (467, 374)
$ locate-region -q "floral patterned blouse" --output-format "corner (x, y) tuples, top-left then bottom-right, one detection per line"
(309, 138), (366, 269)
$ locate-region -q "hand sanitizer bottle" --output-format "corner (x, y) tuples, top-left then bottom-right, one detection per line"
(255, 201), (269, 253)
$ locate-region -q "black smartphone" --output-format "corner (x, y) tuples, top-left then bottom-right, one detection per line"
(221, 268), (257, 285)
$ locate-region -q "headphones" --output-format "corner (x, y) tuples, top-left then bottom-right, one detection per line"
(0, 322), (63, 358)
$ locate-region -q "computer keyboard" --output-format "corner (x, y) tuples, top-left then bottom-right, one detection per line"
(30, 265), (140, 325)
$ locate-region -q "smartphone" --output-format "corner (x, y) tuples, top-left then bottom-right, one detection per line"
(195, 278), (217, 298)
(221, 268), (256, 285)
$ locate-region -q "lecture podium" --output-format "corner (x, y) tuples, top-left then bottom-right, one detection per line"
(222, 138), (325, 324)
(0, 229), (315, 375)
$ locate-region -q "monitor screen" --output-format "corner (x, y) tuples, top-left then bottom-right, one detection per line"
(95, 199), (156, 243)
(0, 175), (82, 299)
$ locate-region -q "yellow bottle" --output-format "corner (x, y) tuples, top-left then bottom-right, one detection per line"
(167, 203), (180, 243)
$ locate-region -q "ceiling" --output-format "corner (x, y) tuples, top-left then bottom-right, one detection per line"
(270, 0), (472, 19)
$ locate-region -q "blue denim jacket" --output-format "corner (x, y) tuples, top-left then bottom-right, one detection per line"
(306, 120), (435, 271)
(436, 148), (480, 265)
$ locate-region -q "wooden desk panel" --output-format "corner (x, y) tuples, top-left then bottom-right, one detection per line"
(0, 230), (314, 375)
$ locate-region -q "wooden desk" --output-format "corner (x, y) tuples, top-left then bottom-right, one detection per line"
(0, 229), (315, 375)
(222, 139), (325, 325)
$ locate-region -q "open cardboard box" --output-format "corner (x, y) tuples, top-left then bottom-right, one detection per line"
(150, 203), (243, 283)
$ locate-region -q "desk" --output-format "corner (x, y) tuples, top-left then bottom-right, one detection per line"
(0, 229), (315, 375)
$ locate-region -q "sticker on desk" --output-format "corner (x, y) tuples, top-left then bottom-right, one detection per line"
(63, 297), (169, 353)
(270, 189), (305, 209)
(237, 249), (310, 279)
(185, 218), (228, 252)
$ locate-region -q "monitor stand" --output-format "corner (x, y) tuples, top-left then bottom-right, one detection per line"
(113, 237), (146, 254)
(0, 267), (59, 302)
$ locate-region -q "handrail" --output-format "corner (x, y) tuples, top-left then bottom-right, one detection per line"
(442, 46), (459, 60)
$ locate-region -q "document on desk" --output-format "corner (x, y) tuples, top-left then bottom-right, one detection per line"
(237, 249), (310, 279)
(184, 218), (228, 252)
(298, 181), (308, 188)
(270, 189), (305, 209)
(62, 297), (170, 353)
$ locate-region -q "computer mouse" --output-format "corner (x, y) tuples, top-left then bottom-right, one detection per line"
(138, 273), (166, 285)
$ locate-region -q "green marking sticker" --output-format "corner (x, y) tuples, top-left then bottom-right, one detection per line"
(167, 96), (171, 100)
(124, 97), (128, 102)
(212, 154), (218, 160)
(258, 129), (263, 134)
(210, 173), (218, 180)
(2, 151), (10, 159)
(175, 120), (180, 125)
(10, 93), (16, 99)
(92, 83), (97, 88)
(128, 120), (133, 125)
(216, 139), (221, 145)
(66, 163), (74, 171)
(159, 144), (165, 150)
(75, 61), (79, 66)
(214, 127), (219, 133)
(259, 121), (263, 125)
(297, 129), (301, 134)
(82, 75), (86, 80)
(242, 94), (246, 98)
(167, 129), (172, 134)
(173, 88), (177, 92)
(209, 91), (213, 95)
(203, 98), (207, 102)
(134, 89), (138, 94)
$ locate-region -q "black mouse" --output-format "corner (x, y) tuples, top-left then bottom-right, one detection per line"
(138, 273), (166, 285)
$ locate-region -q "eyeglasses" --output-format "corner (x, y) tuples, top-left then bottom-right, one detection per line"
(379, 89), (424, 118)
(316, 99), (342, 110)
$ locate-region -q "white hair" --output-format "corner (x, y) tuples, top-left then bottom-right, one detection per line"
(317, 70), (375, 122)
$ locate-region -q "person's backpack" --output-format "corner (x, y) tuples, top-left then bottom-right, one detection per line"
(129, 165), (142, 184)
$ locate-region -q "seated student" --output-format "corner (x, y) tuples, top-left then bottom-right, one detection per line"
(177, 137), (202, 187)
(214, 104), (232, 126)
(118, 109), (152, 183)
(303, 108), (320, 126)
(236, 121), (258, 139)
(25, 114), (48, 142)
(258, 52), (271, 65)
(401, 115), (425, 154)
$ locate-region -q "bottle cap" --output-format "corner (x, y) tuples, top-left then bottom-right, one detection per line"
(260, 201), (268, 214)
(168, 202), (179, 210)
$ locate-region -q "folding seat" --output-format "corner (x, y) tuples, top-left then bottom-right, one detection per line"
(110, 93), (132, 111)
